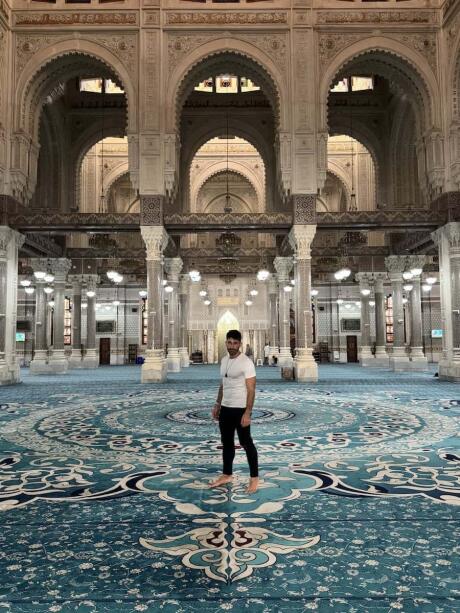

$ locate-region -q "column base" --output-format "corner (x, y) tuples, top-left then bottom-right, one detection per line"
(366, 356), (390, 368)
(409, 348), (429, 371)
(30, 350), (50, 374)
(438, 359), (460, 382)
(48, 350), (69, 374)
(179, 348), (190, 368)
(68, 349), (85, 368)
(141, 349), (167, 383)
(269, 347), (280, 366)
(82, 349), (99, 369)
(167, 348), (181, 372)
(0, 361), (20, 385)
(360, 347), (374, 367)
(278, 347), (293, 368)
(390, 348), (411, 371)
(294, 349), (318, 382)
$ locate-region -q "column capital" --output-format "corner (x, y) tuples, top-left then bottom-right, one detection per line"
(82, 274), (100, 293)
(432, 222), (460, 253)
(179, 273), (190, 295)
(273, 256), (293, 282)
(288, 224), (316, 259)
(406, 255), (426, 277)
(385, 255), (406, 280)
(51, 258), (72, 283)
(68, 275), (83, 292)
(164, 257), (183, 283)
(355, 272), (373, 287)
(372, 272), (388, 293)
(141, 225), (169, 261)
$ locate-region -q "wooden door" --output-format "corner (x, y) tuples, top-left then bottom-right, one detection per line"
(99, 338), (111, 365)
(346, 335), (358, 363)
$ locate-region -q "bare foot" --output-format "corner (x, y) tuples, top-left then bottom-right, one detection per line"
(209, 475), (233, 488)
(246, 477), (259, 494)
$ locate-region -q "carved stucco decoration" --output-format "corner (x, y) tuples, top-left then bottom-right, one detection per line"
(167, 32), (288, 76)
(318, 32), (438, 75)
(140, 195), (163, 226)
(317, 11), (436, 26)
(166, 12), (288, 26)
(14, 12), (138, 27)
(16, 32), (138, 79)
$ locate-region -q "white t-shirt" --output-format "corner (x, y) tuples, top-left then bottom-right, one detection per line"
(220, 352), (256, 408)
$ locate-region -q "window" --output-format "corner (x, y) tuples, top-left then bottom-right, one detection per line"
(79, 78), (124, 94)
(64, 298), (72, 345)
(194, 74), (260, 94)
(330, 76), (374, 93)
(385, 295), (394, 344)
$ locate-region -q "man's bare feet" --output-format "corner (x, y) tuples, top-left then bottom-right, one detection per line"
(209, 474), (233, 488)
(246, 477), (259, 494)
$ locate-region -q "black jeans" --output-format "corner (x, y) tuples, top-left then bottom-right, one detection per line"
(219, 405), (259, 478)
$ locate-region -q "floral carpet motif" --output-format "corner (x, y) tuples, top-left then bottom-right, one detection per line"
(0, 364), (459, 612)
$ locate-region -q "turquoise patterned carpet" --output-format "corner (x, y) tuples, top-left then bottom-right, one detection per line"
(0, 364), (459, 612)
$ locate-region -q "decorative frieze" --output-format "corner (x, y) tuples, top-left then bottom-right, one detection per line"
(317, 11), (436, 26)
(14, 12), (138, 27)
(165, 12), (288, 26)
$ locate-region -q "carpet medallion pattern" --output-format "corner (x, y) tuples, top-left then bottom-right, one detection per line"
(0, 365), (459, 612)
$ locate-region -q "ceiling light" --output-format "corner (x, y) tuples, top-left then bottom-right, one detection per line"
(245, 299), (253, 306)
(107, 270), (117, 280)
(360, 288), (371, 296)
(81, 303), (88, 309)
(113, 274), (123, 284)
(402, 272), (413, 280)
(44, 274), (54, 283)
(422, 284), (432, 292)
(204, 299), (211, 306)
(95, 303), (101, 310)
(105, 305), (111, 310)
(355, 301), (361, 306)
(290, 279), (295, 286)
(402, 297), (409, 304)
(48, 300), (55, 308)
(34, 271), (46, 280)
(20, 279), (31, 287)
(139, 290), (148, 298)
(199, 289), (207, 297)
(257, 269), (270, 281)
(249, 289), (258, 296)
(189, 269), (201, 282)
(425, 276), (437, 285)
(345, 303), (352, 309)
(369, 300), (375, 307)
(112, 300), (120, 306)
(24, 287), (35, 295)
(336, 298), (344, 305)
(410, 267), (423, 277)
(86, 290), (96, 298)
(311, 289), (319, 296)
(403, 284), (413, 292)
(164, 285), (174, 293)
(44, 286), (53, 294)
(283, 285), (293, 293)
(162, 279), (168, 286)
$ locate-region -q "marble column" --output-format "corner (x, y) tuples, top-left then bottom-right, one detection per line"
(30, 258), (50, 374)
(140, 226), (168, 383)
(371, 273), (390, 367)
(432, 222), (460, 381)
(385, 256), (410, 371)
(288, 225), (318, 381)
(82, 274), (100, 368)
(164, 257), (183, 372)
(0, 227), (24, 384)
(407, 255), (429, 370)
(268, 276), (279, 364)
(47, 258), (72, 373)
(274, 256), (293, 368)
(178, 274), (190, 367)
(356, 272), (374, 367)
(68, 275), (83, 368)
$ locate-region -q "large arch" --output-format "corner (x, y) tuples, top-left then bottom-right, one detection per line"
(166, 41), (288, 134)
(320, 38), (440, 133)
(192, 163), (263, 213)
(14, 39), (137, 139)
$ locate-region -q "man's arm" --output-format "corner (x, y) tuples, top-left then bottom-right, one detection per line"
(212, 383), (223, 420)
(241, 376), (256, 427)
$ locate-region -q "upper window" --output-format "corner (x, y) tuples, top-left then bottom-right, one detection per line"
(330, 77), (374, 93)
(79, 78), (124, 94)
(194, 75), (260, 94)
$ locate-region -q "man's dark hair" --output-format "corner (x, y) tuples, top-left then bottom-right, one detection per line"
(226, 329), (242, 342)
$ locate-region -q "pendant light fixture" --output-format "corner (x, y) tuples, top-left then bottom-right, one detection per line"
(224, 112), (232, 214)
(349, 109), (357, 212)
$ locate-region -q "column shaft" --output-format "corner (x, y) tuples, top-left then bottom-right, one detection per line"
(274, 256), (293, 368)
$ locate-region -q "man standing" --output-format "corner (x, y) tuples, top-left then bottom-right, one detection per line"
(210, 329), (259, 493)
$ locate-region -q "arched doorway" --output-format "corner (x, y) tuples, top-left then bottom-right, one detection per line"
(217, 311), (240, 362)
